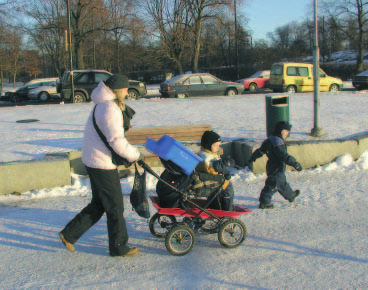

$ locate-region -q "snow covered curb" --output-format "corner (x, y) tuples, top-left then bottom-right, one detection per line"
(236, 131), (368, 173)
(1, 132), (368, 196)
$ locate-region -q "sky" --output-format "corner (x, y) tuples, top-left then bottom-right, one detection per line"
(0, 84), (368, 288)
(244, 0), (312, 41)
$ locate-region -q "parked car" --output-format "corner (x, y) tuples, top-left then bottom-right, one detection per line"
(159, 73), (244, 98)
(2, 78), (59, 103)
(352, 70), (368, 90)
(269, 62), (343, 93)
(28, 80), (59, 101)
(60, 69), (147, 103)
(236, 70), (270, 92)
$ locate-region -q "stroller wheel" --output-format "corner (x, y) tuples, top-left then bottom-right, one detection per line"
(165, 225), (196, 256)
(218, 219), (247, 248)
(149, 213), (176, 238)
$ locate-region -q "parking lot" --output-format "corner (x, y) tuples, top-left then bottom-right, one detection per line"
(0, 81), (356, 108)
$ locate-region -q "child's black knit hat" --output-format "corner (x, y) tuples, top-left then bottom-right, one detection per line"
(201, 130), (221, 151)
(274, 121), (292, 135)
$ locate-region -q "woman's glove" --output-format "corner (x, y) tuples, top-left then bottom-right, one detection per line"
(294, 162), (303, 171)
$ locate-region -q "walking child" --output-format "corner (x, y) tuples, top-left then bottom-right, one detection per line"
(248, 121), (302, 209)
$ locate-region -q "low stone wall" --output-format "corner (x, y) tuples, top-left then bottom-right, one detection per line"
(1, 133), (367, 195)
(0, 155), (71, 195)
(230, 132), (368, 174)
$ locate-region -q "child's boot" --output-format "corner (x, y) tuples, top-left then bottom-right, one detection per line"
(259, 202), (274, 209)
(288, 190), (300, 203)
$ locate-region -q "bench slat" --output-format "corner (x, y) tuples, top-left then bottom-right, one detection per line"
(126, 124), (211, 144)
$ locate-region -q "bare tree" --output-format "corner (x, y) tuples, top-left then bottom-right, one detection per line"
(144, 0), (192, 74)
(105, 0), (138, 73)
(2, 27), (22, 87)
(185, 0), (233, 73)
(321, 0), (368, 73)
(64, 0), (110, 69)
(0, 1), (17, 15)
(22, 0), (67, 76)
(23, 50), (42, 78)
(0, 17), (5, 90)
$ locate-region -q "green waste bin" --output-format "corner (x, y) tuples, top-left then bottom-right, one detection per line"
(265, 95), (289, 136)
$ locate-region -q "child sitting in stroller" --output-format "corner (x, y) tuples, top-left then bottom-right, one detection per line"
(196, 130), (234, 211)
(155, 131), (234, 211)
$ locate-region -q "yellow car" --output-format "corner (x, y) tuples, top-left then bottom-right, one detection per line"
(269, 62), (343, 93)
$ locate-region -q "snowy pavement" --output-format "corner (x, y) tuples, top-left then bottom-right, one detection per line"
(0, 83), (368, 289)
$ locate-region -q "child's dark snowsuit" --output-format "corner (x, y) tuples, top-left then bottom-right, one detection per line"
(249, 122), (302, 205)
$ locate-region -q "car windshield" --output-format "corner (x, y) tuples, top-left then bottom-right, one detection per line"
(43, 81), (56, 86)
(64, 71), (82, 83)
(249, 71), (263, 78)
(357, 70), (368, 76)
(165, 75), (185, 83)
(28, 83), (42, 89)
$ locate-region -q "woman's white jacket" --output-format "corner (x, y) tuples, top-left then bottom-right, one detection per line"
(81, 81), (139, 169)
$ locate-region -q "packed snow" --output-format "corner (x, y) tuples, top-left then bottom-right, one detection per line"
(0, 84), (368, 289)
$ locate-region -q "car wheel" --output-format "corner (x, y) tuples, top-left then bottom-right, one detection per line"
(38, 92), (50, 102)
(73, 92), (86, 103)
(226, 88), (237, 96)
(127, 89), (139, 100)
(249, 83), (258, 92)
(10, 94), (21, 103)
(329, 84), (339, 92)
(286, 85), (296, 93)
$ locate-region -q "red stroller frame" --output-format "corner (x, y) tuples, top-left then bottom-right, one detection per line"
(138, 160), (252, 256)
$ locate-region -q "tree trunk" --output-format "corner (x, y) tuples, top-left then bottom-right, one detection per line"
(175, 58), (184, 75)
(116, 36), (121, 73)
(356, 0), (364, 73)
(192, 19), (202, 73)
(13, 58), (17, 88)
(75, 40), (84, 69)
(0, 68), (3, 92)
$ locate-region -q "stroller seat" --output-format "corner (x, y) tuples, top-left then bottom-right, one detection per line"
(156, 158), (225, 209)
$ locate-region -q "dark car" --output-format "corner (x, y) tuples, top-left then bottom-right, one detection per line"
(60, 69), (147, 103)
(2, 78), (58, 103)
(159, 73), (244, 98)
(352, 70), (368, 90)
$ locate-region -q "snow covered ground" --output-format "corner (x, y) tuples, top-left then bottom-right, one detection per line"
(0, 85), (368, 289)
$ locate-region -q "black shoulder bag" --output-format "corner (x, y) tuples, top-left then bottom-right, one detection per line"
(92, 105), (133, 168)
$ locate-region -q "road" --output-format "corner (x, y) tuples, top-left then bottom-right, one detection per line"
(0, 85), (357, 107)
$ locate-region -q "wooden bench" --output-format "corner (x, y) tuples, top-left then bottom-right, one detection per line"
(119, 124), (212, 176)
(125, 124), (212, 144)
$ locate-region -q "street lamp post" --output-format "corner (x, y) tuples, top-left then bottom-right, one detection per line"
(310, 0), (324, 137)
(92, 7), (96, 68)
(234, 0), (239, 80)
(67, 0), (74, 102)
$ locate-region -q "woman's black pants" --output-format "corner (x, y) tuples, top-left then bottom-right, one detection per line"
(61, 166), (130, 256)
